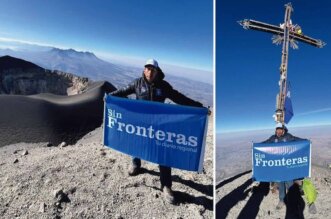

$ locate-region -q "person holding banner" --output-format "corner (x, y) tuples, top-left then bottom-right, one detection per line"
(108, 58), (204, 204)
(263, 123), (304, 210)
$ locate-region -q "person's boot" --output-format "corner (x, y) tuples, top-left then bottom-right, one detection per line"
(276, 200), (285, 210)
(308, 203), (317, 214)
(163, 186), (175, 204)
(128, 166), (140, 176)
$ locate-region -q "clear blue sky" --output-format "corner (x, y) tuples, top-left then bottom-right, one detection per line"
(0, 0), (213, 71)
(216, 0), (331, 132)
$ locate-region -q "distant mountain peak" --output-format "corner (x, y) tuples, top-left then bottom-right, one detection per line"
(50, 48), (97, 59)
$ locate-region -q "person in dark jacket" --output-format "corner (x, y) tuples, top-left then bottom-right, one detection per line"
(263, 123), (304, 210)
(263, 123), (317, 213)
(263, 123), (302, 144)
(109, 59), (204, 204)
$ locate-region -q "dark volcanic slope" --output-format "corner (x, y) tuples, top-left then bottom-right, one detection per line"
(0, 56), (89, 95)
(0, 55), (41, 72)
(0, 81), (116, 147)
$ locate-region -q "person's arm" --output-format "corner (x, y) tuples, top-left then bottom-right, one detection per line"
(163, 81), (203, 107)
(261, 135), (275, 143)
(110, 80), (136, 97)
(287, 133), (307, 141)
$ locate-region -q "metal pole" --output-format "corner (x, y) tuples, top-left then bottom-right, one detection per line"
(276, 3), (293, 124)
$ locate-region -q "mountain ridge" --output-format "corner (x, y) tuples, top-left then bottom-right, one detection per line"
(50, 48), (97, 59)
(0, 55), (89, 96)
(0, 55), (40, 72)
(0, 46), (212, 106)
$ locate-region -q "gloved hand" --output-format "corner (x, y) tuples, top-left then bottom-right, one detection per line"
(103, 93), (108, 102)
(206, 106), (212, 116)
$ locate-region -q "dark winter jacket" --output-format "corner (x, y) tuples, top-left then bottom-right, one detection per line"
(262, 127), (305, 143)
(111, 68), (203, 107)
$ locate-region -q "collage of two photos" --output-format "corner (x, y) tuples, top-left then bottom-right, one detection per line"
(0, 0), (331, 219)
(216, 0), (331, 218)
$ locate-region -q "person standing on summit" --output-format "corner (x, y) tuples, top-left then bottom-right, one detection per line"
(262, 123), (304, 210)
(109, 59), (204, 204)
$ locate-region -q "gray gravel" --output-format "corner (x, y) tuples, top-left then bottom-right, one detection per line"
(0, 117), (213, 219)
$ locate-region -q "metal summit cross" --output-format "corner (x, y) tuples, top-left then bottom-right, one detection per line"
(238, 3), (326, 124)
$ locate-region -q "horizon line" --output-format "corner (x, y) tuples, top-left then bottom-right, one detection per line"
(0, 36), (213, 73)
(217, 123), (331, 134)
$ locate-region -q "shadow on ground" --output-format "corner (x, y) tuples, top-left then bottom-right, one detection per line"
(285, 183), (305, 219)
(237, 182), (270, 219)
(140, 168), (213, 211)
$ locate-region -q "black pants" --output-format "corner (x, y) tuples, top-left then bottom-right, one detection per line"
(132, 157), (172, 188)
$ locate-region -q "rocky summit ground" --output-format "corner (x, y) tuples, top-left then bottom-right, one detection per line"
(216, 166), (331, 219)
(0, 118), (213, 219)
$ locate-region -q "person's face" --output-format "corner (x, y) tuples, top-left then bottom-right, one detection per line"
(144, 66), (156, 82)
(276, 128), (284, 137)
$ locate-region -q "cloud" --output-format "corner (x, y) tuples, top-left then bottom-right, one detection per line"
(297, 108), (331, 116)
(0, 37), (90, 53)
(0, 37), (56, 48)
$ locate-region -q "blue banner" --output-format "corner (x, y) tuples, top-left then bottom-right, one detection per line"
(103, 95), (208, 172)
(252, 140), (311, 182)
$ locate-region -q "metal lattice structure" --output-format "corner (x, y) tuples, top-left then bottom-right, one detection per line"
(238, 3), (326, 124)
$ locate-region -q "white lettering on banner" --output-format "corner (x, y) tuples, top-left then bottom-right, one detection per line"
(108, 109), (122, 119)
(156, 140), (198, 153)
(254, 152), (308, 167)
(107, 107), (198, 147)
